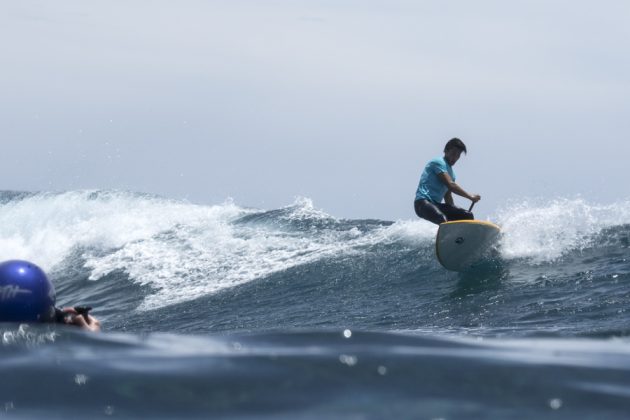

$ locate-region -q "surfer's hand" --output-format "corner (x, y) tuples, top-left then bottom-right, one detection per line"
(471, 194), (481, 203)
(61, 307), (101, 332)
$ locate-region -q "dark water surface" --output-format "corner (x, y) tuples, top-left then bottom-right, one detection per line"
(1, 190), (629, 418)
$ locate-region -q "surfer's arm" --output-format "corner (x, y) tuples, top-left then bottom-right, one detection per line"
(438, 173), (480, 203)
(444, 191), (454, 206)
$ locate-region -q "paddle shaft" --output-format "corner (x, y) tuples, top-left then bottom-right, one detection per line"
(468, 201), (476, 213)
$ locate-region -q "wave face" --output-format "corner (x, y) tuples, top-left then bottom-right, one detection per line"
(1, 190), (629, 337)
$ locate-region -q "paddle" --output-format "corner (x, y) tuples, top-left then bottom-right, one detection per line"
(468, 201), (476, 213)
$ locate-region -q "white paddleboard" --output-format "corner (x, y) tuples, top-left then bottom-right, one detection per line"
(436, 220), (501, 271)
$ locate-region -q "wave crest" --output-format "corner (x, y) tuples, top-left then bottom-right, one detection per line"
(496, 198), (630, 263)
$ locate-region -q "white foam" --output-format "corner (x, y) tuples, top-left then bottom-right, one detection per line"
(0, 191), (436, 310)
(495, 198), (630, 263)
(86, 200), (435, 310)
(281, 196), (335, 222)
(0, 190), (245, 270)
(381, 219), (437, 244)
(85, 214), (344, 309)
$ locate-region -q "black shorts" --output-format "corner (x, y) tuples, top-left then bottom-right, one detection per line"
(414, 199), (474, 225)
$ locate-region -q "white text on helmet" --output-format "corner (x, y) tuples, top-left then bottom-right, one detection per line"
(0, 285), (32, 301)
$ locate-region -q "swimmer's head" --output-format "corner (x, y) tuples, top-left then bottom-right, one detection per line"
(0, 260), (56, 323)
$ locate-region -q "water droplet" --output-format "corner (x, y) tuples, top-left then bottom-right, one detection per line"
(3, 332), (15, 345)
(339, 354), (358, 366)
(4, 402), (14, 412)
(343, 329), (352, 338)
(377, 366), (387, 375)
(549, 398), (562, 410)
(104, 405), (115, 416)
(74, 374), (89, 386)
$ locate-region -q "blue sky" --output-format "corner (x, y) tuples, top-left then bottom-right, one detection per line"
(1, 0), (629, 220)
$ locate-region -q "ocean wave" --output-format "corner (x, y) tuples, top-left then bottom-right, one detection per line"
(0, 191), (432, 309)
(1, 190), (629, 314)
(495, 198), (630, 263)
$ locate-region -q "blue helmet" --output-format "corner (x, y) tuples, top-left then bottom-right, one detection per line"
(0, 260), (56, 323)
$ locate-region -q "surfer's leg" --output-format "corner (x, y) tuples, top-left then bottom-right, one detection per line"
(437, 204), (474, 221)
(414, 200), (447, 225)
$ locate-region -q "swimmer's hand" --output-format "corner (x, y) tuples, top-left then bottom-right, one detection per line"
(58, 307), (101, 332)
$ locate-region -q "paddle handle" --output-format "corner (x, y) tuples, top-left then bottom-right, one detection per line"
(468, 201), (476, 213)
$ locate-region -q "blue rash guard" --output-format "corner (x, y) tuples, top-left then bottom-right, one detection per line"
(415, 157), (456, 204)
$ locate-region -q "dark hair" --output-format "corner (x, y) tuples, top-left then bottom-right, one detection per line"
(444, 138), (467, 154)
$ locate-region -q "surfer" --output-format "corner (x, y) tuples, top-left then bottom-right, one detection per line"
(414, 138), (481, 225)
(0, 260), (100, 332)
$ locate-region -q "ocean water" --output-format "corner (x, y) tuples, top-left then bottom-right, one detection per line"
(1, 190), (630, 419)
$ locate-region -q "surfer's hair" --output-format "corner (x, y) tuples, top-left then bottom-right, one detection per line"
(444, 138), (467, 154)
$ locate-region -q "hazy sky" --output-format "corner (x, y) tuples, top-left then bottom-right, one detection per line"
(1, 0), (629, 220)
